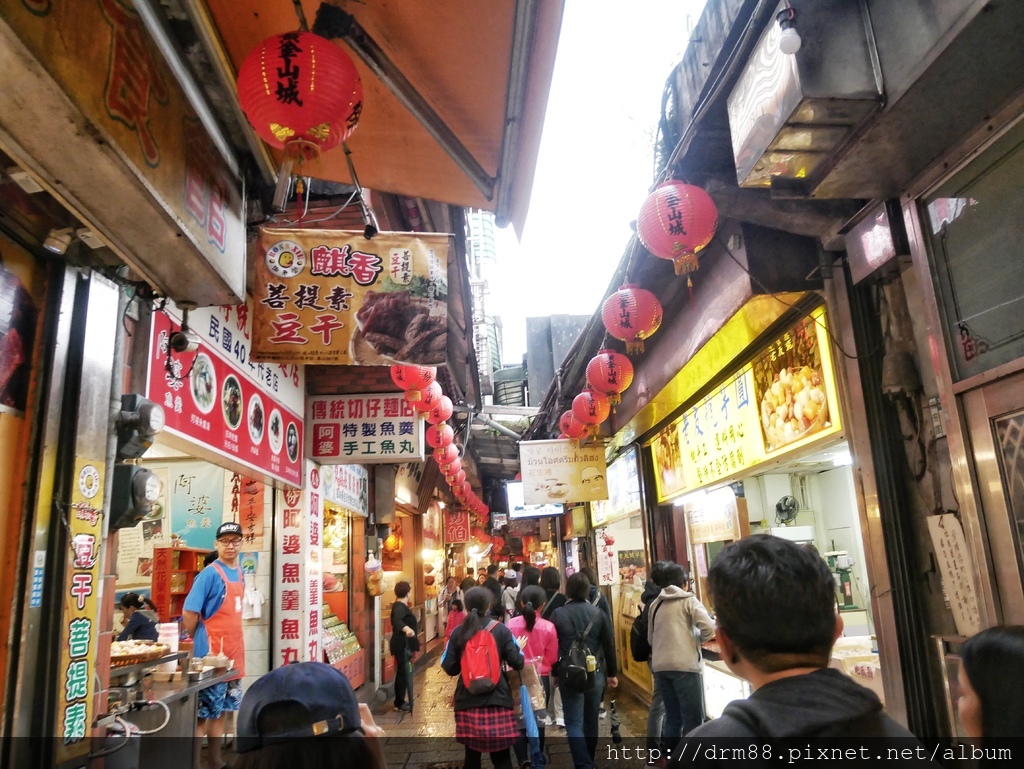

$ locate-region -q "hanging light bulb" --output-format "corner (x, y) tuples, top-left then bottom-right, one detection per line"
(777, 6), (802, 55)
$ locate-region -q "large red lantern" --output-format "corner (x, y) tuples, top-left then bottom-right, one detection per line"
(426, 423), (454, 449)
(602, 284), (662, 355)
(637, 181), (718, 275)
(237, 32), (363, 160)
(448, 468), (467, 487)
(425, 395), (454, 425)
(390, 364), (436, 394)
(559, 410), (589, 441)
(442, 457), (463, 478)
(406, 381), (442, 412)
(572, 389), (611, 426)
(433, 444), (458, 466)
(586, 349), (635, 407)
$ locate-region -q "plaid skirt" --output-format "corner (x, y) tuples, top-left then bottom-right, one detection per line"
(455, 706), (519, 752)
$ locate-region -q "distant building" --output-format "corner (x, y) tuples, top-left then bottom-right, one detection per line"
(525, 315), (589, 407)
(466, 209), (503, 397)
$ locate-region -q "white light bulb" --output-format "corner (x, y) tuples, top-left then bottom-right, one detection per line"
(779, 26), (802, 55)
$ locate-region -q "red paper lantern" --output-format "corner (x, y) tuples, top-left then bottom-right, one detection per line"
(433, 444), (458, 466)
(406, 381), (442, 412)
(237, 32), (363, 160)
(602, 284), (662, 355)
(448, 468), (467, 486)
(573, 389), (611, 426)
(586, 349), (635, 407)
(452, 481), (469, 499)
(425, 395), (454, 425)
(426, 423), (454, 449)
(390, 364), (437, 393)
(637, 181), (718, 275)
(559, 410), (589, 441)
(442, 457), (463, 478)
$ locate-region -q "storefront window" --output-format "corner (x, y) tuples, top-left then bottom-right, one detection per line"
(925, 117), (1024, 380)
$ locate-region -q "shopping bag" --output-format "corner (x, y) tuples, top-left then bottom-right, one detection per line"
(521, 661), (548, 722)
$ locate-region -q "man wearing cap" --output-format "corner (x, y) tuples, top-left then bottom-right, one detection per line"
(184, 522), (246, 769)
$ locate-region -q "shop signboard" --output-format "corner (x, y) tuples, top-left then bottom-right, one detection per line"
(444, 509), (470, 543)
(683, 487), (743, 545)
(652, 306), (842, 499)
(305, 464), (324, 663)
(148, 309), (304, 487)
(519, 439), (609, 505)
(307, 393), (424, 464)
(590, 447), (641, 527)
(166, 461), (225, 551)
(231, 472), (266, 551)
(321, 463), (369, 516)
(55, 458), (105, 764)
(252, 228), (450, 365)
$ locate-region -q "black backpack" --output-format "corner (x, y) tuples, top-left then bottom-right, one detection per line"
(561, 595), (602, 693)
(630, 601), (662, 663)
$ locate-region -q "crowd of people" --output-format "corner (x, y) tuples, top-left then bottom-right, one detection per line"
(220, 536), (1024, 769)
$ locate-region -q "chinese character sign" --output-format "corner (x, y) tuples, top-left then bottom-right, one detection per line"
(519, 440), (609, 505)
(274, 486), (306, 669)
(252, 228), (451, 365)
(56, 460), (105, 763)
(307, 393), (424, 464)
(321, 463), (369, 515)
(231, 473), (266, 551)
(304, 463), (324, 662)
(444, 509), (470, 543)
(684, 487), (743, 545)
(167, 462), (225, 551)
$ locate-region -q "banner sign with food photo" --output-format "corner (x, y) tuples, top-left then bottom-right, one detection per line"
(307, 393), (425, 464)
(519, 439), (609, 505)
(251, 228), (451, 365)
(148, 310), (304, 487)
(591, 447), (642, 527)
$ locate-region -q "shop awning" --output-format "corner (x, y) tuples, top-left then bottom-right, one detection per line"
(199, 0), (563, 235)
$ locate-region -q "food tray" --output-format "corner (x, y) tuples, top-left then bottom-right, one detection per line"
(187, 667), (214, 682)
(111, 651), (154, 668)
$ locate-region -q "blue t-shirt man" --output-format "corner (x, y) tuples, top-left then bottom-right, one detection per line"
(183, 555), (243, 657)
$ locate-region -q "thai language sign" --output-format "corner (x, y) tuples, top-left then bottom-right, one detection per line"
(651, 306), (841, 501)
(148, 309), (304, 487)
(519, 439), (609, 505)
(252, 228), (450, 365)
(307, 393), (424, 464)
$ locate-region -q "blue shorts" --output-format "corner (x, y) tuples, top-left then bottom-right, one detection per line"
(197, 679), (242, 720)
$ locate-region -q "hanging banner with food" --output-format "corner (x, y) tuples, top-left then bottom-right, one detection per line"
(251, 228), (451, 365)
(519, 439), (609, 505)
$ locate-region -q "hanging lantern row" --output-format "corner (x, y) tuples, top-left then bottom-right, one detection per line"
(237, 31), (363, 163)
(390, 365), (488, 513)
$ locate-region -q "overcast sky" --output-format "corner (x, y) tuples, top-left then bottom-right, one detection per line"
(488, 0), (707, 365)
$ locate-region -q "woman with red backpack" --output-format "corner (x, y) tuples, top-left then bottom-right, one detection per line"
(441, 586), (525, 769)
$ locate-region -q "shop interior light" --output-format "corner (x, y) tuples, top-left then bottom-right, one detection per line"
(43, 227), (74, 254)
(833, 449), (853, 467)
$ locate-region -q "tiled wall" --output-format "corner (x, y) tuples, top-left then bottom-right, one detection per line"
(240, 490), (273, 693)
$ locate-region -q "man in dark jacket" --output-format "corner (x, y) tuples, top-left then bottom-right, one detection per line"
(389, 580), (419, 713)
(552, 572), (618, 769)
(483, 564), (503, 618)
(681, 536), (923, 759)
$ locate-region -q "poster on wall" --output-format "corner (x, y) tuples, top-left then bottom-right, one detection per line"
(116, 467), (170, 588)
(148, 306), (304, 487)
(381, 518), (405, 571)
(596, 529), (620, 586)
(231, 473), (266, 551)
(617, 549), (647, 584)
(252, 228), (451, 365)
(519, 440), (609, 505)
(167, 462), (225, 551)
(307, 393), (424, 464)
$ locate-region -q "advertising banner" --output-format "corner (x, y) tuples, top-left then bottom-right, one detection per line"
(307, 393), (424, 464)
(590, 447), (641, 527)
(252, 228), (450, 365)
(148, 309), (304, 487)
(519, 439), (609, 505)
(321, 463), (369, 515)
(652, 306), (841, 500)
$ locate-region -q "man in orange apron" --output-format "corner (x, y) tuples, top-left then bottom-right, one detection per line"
(184, 522), (246, 769)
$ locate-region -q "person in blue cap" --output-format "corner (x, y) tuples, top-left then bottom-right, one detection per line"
(234, 662), (386, 768)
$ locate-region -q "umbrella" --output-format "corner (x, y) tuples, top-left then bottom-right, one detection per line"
(519, 680), (545, 769)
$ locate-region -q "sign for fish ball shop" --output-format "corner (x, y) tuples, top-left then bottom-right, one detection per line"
(519, 440), (609, 506)
(251, 228), (451, 365)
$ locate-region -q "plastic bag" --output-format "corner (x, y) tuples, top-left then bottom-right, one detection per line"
(521, 661), (548, 722)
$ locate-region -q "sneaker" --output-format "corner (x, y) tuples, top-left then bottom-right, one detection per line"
(599, 706), (607, 719)
(399, 703), (412, 713)
(555, 718), (565, 728)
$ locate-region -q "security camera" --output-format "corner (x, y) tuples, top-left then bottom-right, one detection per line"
(169, 329), (201, 354)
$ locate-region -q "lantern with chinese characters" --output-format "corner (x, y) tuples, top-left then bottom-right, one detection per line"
(426, 423), (454, 449)
(573, 389), (611, 427)
(559, 410), (589, 441)
(586, 349), (635, 407)
(390, 364), (436, 394)
(637, 181), (718, 276)
(406, 381), (442, 412)
(425, 395), (454, 425)
(442, 457), (462, 478)
(433, 444), (458, 466)
(448, 468), (467, 487)
(602, 285), (662, 355)
(237, 31), (363, 162)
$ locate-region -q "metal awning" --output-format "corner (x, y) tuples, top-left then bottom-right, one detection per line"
(193, 0), (563, 234)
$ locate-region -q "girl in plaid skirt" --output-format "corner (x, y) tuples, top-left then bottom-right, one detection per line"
(442, 586), (525, 769)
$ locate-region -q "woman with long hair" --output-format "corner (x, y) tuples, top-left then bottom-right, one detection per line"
(441, 586), (525, 769)
(117, 593), (159, 641)
(539, 567), (567, 728)
(507, 585), (559, 766)
(959, 625), (1024, 741)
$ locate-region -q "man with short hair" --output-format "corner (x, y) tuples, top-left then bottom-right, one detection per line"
(183, 522), (246, 769)
(683, 535), (918, 743)
(389, 580), (419, 713)
(484, 563), (503, 618)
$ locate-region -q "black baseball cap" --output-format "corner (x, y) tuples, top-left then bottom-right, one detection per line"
(237, 662), (361, 753)
(216, 522), (243, 540)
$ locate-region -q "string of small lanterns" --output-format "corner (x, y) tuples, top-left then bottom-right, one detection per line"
(558, 180), (718, 443)
(389, 365), (488, 516)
